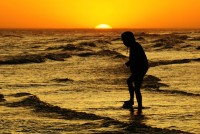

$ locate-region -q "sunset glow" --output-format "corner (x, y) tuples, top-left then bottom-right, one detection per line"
(0, 0), (200, 29)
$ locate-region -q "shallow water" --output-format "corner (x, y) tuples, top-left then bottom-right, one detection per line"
(0, 29), (200, 133)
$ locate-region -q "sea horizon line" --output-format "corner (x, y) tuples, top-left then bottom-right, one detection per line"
(0, 27), (200, 31)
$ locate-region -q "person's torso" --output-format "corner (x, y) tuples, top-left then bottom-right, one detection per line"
(129, 42), (148, 72)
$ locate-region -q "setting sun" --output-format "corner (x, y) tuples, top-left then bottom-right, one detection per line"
(95, 24), (112, 29)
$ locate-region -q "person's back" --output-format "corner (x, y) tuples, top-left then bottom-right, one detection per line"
(129, 41), (148, 76)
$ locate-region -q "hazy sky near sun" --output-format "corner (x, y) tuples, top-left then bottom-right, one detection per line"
(0, 0), (200, 28)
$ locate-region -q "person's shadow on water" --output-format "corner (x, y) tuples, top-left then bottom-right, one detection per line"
(126, 107), (146, 129)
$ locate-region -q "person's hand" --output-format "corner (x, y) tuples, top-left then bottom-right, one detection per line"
(125, 61), (130, 67)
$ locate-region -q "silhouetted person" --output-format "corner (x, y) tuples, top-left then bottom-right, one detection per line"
(121, 31), (148, 110)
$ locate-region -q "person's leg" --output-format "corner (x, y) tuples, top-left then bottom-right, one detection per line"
(134, 76), (143, 109)
(126, 74), (135, 105)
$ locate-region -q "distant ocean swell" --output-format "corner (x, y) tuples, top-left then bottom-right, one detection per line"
(0, 49), (125, 65)
(1, 31), (200, 52)
(0, 44), (199, 97)
(0, 40), (199, 65)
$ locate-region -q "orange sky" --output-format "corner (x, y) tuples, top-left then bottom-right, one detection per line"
(0, 0), (200, 29)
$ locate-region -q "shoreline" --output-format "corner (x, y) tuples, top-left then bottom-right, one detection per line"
(0, 93), (190, 134)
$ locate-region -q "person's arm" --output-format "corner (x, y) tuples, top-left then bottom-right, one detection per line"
(125, 47), (132, 67)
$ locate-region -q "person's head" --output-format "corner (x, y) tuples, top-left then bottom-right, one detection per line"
(121, 31), (136, 47)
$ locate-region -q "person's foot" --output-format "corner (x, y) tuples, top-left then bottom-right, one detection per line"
(138, 106), (144, 110)
(124, 100), (133, 105)
(123, 100), (133, 108)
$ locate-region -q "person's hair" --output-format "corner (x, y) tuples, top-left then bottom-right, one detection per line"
(121, 31), (135, 47)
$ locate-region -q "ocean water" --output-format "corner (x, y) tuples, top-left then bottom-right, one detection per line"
(0, 29), (200, 133)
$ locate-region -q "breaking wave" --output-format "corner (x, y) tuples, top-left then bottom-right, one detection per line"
(149, 58), (200, 67)
(46, 44), (85, 51)
(6, 94), (104, 120)
(0, 94), (6, 102)
(0, 52), (71, 65)
(143, 75), (200, 97)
